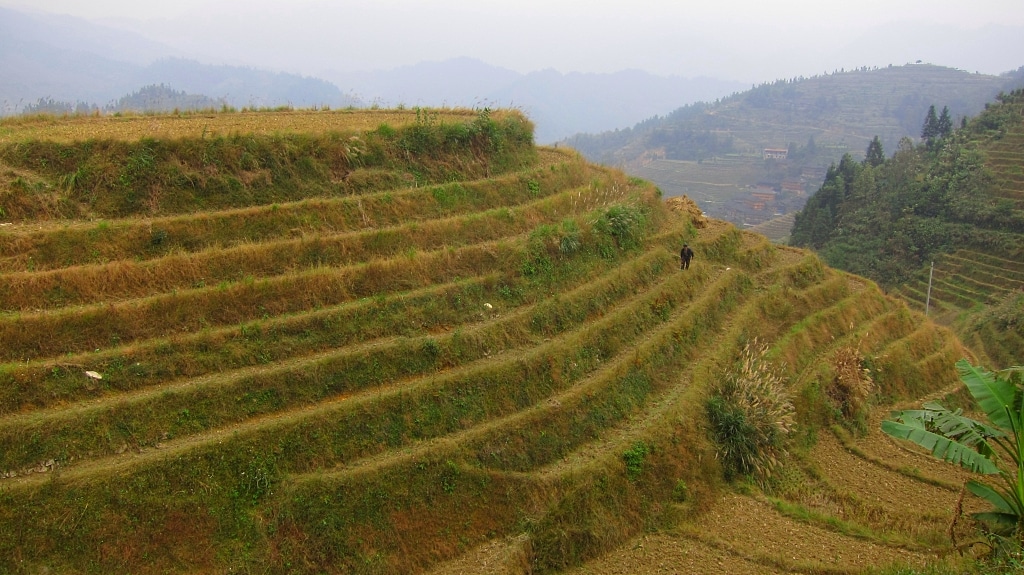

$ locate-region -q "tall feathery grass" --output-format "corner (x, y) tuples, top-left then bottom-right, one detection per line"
(706, 339), (795, 482)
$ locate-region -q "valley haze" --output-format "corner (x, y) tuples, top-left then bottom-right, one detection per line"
(2, 0), (1022, 82)
(1, 0), (1022, 144)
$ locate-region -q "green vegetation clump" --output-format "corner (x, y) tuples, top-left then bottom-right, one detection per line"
(596, 204), (651, 251)
(706, 339), (795, 482)
(623, 441), (651, 481)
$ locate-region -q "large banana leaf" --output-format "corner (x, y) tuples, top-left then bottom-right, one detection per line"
(884, 360), (1024, 543)
(968, 480), (1022, 534)
(881, 417), (1000, 474)
(968, 479), (1021, 514)
(913, 401), (1004, 453)
(957, 359), (1018, 431)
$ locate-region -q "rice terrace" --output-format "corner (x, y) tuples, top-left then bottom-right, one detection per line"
(0, 108), (1007, 573)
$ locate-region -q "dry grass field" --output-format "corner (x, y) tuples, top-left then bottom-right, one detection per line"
(0, 108), (1002, 574)
(0, 108), (481, 144)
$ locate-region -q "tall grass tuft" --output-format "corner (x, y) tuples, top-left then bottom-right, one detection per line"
(706, 339), (795, 482)
(829, 345), (874, 420)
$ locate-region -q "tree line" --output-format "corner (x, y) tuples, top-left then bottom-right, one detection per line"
(20, 84), (226, 116)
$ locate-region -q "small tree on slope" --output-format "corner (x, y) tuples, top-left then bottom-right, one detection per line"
(882, 359), (1024, 549)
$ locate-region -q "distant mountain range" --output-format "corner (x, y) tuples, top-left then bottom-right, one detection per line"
(0, 7), (356, 113)
(567, 65), (1024, 167)
(323, 59), (746, 143)
(0, 6), (746, 143)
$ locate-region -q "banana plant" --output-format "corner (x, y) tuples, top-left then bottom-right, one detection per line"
(882, 358), (1024, 545)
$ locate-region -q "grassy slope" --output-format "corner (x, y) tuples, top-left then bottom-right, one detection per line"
(0, 109), (971, 574)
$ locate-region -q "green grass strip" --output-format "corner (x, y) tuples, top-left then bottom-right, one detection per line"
(0, 153), (588, 270)
(0, 247), (682, 472)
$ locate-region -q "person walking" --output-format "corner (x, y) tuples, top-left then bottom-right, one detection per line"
(680, 243), (694, 270)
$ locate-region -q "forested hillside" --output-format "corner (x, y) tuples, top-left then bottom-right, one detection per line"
(791, 90), (1024, 368)
(21, 84), (225, 116)
(571, 65), (1020, 167)
(566, 64), (1023, 228)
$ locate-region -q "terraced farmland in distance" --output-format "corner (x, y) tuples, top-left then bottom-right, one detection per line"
(891, 94), (1024, 370)
(631, 157), (765, 219)
(0, 109), (976, 574)
(574, 65), (1020, 230)
(895, 249), (1024, 369)
(748, 212), (796, 244)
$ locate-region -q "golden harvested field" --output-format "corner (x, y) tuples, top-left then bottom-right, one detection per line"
(0, 107), (481, 144)
(0, 107), (994, 575)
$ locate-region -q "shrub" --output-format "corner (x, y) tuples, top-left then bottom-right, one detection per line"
(829, 345), (874, 420)
(622, 441), (650, 482)
(672, 480), (689, 502)
(706, 340), (795, 482)
(596, 204), (649, 251)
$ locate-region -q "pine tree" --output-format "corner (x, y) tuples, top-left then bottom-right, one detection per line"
(937, 105), (953, 139)
(864, 136), (885, 167)
(921, 105), (939, 143)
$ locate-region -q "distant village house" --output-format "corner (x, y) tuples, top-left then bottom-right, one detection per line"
(747, 188), (777, 212)
(762, 148), (788, 160)
(800, 166), (826, 180)
(781, 180), (806, 196)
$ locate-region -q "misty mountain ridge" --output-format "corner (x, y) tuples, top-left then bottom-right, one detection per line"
(325, 58), (746, 142)
(0, 6), (182, 66)
(5, 5), (1021, 145)
(824, 20), (1024, 81)
(0, 7), (356, 113)
(0, 6), (745, 142)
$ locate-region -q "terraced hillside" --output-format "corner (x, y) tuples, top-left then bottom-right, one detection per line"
(0, 109), (975, 574)
(895, 251), (1024, 365)
(630, 156), (804, 228)
(575, 65), (1017, 170)
(748, 212), (796, 244)
(888, 92), (1024, 370)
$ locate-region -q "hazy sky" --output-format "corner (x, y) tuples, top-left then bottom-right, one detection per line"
(3, 0), (1023, 82)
